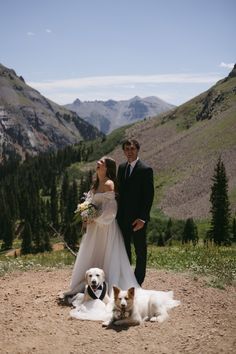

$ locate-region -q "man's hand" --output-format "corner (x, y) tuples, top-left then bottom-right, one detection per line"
(132, 219), (145, 232)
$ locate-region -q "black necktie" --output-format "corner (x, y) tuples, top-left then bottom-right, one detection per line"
(126, 164), (131, 179)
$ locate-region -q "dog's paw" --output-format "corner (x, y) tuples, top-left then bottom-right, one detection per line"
(150, 316), (158, 322)
(102, 320), (110, 327)
(57, 294), (73, 306)
(156, 314), (169, 323)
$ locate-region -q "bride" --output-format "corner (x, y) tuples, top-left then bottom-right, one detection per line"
(60, 156), (179, 322)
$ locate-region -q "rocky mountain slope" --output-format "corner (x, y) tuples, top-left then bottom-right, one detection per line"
(0, 64), (102, 160)
(107, 65), (236, 219)
(65, 96), (174, 134)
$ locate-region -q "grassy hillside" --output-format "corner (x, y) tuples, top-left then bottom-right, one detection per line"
(76, 66), (236, 220)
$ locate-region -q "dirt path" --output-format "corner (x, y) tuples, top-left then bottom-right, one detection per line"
(0, 268), (235, 354)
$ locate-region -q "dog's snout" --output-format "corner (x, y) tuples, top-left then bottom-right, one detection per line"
(91, 280), (97, 285)
(120, 298), (127, 308)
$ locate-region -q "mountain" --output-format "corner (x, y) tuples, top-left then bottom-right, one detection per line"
(65, 96), (175, 134)
(99, 65), (236, 219)
(0, 64), (102, 160)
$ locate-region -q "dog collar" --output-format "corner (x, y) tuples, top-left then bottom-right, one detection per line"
(87, 282), (107, 301)
(113, 307), (132, 319)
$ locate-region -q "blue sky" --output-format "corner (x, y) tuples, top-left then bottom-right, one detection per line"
(0, 0), (235, 105)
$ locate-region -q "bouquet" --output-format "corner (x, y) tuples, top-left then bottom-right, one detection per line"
(74, 194), (99, 223)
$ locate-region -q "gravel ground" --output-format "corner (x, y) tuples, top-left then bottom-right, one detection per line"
(0, 268), (235, 354)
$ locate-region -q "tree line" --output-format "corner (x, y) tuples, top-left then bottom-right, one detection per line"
(0, 142), (235, 255)
(0, 143), (94, 254)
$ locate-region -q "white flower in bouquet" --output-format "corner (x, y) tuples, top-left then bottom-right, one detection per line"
(74, 194), (99, 223)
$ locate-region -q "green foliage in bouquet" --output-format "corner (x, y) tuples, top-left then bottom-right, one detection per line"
(74, 199), (99, 224)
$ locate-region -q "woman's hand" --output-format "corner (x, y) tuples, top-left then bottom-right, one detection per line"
(81, 221), (87, 230)
(84, 219), (94, 226)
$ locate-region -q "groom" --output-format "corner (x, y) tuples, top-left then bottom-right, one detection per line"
(117, 139), (154, 286)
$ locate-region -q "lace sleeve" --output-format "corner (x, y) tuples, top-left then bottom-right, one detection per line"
(94, 197), (117, 225)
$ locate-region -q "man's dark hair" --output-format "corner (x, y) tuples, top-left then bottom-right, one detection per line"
(122, 139), (140, 151)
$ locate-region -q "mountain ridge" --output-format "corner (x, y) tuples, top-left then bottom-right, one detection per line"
(65, 95), (175, 134)
(0, 63), (102, 160)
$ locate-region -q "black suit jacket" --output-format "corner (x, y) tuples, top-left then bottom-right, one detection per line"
(117, 159), (154, 230)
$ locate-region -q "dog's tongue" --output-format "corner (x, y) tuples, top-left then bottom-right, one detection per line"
(91, 285), (97, 290)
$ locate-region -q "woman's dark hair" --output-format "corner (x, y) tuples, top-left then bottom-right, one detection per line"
(92, 156), (118, 193)
(122, 139), (140, 151)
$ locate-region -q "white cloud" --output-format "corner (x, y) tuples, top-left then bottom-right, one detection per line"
(219, 62), (234, 69)
(45, 29), (52, 33)
(28, 72), (224, 106)
(27, 31), (35, 36)
(29, 73), (221, 91)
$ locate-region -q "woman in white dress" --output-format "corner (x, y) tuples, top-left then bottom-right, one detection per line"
(62, 156), (139, 299)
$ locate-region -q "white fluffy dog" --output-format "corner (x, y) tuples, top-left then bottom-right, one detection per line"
(70, 268), (111, 321)
(103, 286), (180, 326)
(59, 267), (109, 306)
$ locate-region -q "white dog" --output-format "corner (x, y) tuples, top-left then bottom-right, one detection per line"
(102, 286), (141, 326)
(58, 267), (110, 306)
(70, 268), (111, 321)
(82, 267), (110, 304)
(103, 286), (180, 326)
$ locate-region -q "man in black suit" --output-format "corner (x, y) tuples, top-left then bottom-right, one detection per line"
(117, 139), (154, 286)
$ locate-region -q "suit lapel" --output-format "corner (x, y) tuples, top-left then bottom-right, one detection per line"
(122, 162), (128, 179)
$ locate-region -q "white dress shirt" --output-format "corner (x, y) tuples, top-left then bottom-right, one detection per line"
(127, 157), (139, 176)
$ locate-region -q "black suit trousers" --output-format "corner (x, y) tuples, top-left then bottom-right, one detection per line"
(120, 224), (147, 286)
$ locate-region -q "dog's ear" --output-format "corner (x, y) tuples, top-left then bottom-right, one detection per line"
(128, 287), (135, 298)
(85, 270), (89, 282)
(100, 269), (105, 281)
(113, 286), (120, 299)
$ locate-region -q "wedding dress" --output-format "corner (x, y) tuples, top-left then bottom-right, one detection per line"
(65, 191), (179, 321)
(68, 191), (139, 296)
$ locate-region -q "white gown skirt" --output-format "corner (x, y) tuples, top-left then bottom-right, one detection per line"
(69, 218), (139, 295)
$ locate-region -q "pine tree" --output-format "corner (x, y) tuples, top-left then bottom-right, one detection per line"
(41, 201), (52, 252)
(165, 218), (173, 244)
(78, 176), (85, 201)
(21, 221), (33, 254)
(1, 213), (14, 250)
(60, 172), (69, 226)
(43, 231), (52, 252)
(209, 157), (231, 245)
(232, 218), (236, 243)
(69, 180), (78, 220)
(182, 218), (198, 246)
(50, 176), (59, 228)
(62, 179), (79, 228)
(32, 219), (44, 253)
(78, 171), (93, 201)
(157, 232), (165, 246)
(64, 223), (79, 251)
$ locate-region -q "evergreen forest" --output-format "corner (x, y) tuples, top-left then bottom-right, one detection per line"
(0, 137), (235, 255)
